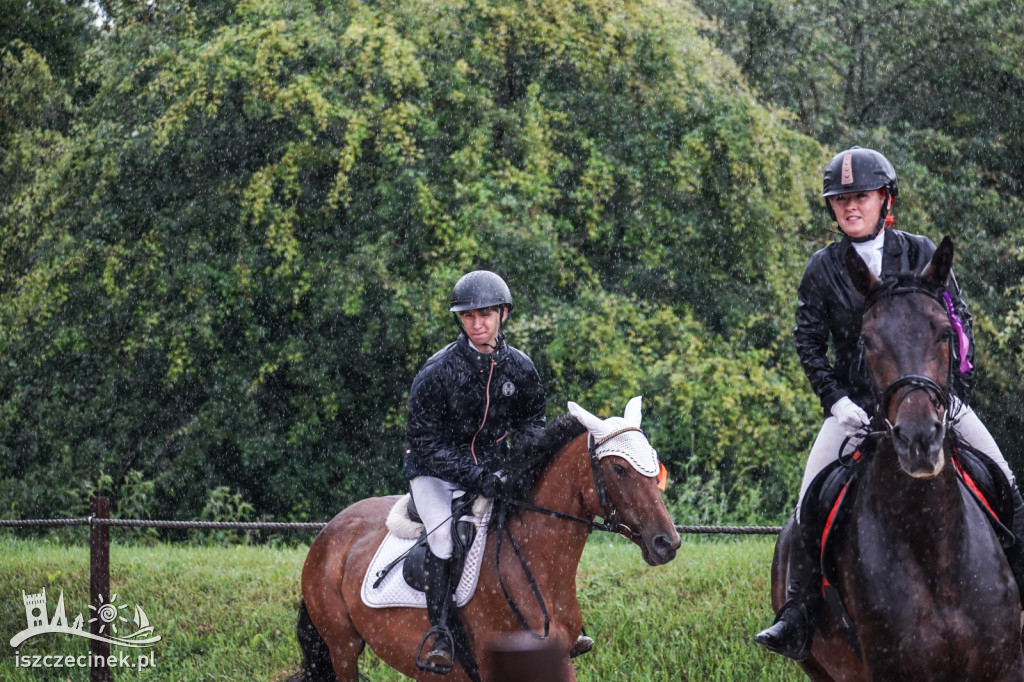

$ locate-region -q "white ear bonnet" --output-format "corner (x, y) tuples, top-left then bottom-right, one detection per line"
(567, 396), (660, 477)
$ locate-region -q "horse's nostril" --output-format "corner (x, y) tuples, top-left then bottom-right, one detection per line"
(653, 533), (679, 553)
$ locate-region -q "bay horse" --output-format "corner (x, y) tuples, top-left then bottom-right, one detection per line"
(291, 397), (680, 681)
(771, 236), (1024, 681)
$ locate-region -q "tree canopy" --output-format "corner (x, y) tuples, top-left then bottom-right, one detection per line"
(2, 0), (1021, 527)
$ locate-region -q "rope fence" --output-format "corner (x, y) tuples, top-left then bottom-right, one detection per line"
(2, 499), (780, 681)
(1, 518), (780, 534)
(675, 524), (782, 535)
(2, 518), (782, 532)
(0, 518), (327, 531)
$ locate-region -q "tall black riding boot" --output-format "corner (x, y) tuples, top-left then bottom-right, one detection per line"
(418, 548), (455, 674)
(1004, 483), (1024, 601)
(754, 519), (820, 661)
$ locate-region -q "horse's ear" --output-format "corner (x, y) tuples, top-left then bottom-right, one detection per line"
(568, 401), (603, 434)
(845, 243), (879, 298)
(921, 236), (954, 288)
(623, 396), (643, 427)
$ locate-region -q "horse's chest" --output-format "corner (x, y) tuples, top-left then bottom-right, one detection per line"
(842, 511), (1019, 677)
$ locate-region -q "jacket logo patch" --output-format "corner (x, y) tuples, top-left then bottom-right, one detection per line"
(502, 381), (516, 397)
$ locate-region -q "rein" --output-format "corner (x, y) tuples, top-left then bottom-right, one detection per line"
(494, 427), (650, 639)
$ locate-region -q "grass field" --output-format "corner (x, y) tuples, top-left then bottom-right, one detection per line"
(0, 532), (806, 681)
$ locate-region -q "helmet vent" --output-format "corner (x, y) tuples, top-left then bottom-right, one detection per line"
(841, 152), (854, 185)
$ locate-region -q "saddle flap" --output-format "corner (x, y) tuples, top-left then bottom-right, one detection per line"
(402, 519), (479, 592)
(800, 455), (863, 561)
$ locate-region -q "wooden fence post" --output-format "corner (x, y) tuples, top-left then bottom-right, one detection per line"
(90, 496), (111, 682)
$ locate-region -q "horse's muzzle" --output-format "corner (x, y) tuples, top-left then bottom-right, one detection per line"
(893, 418), (946, 478)
(642, 529), (681, 566)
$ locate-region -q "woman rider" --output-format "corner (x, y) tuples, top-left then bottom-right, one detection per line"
(754, 146), (1024, 660)
(404, 270), (548, 672)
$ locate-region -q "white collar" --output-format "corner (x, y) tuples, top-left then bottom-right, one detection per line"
(851, 228), (885, 254)
(851, 229), (886, 276)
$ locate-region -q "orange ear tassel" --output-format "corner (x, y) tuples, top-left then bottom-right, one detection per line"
(656, 462), (668, 491)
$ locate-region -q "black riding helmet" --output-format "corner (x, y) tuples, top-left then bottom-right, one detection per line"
(449, 270), (513, 346)
(449, 270), (513, 312)
(823, 146), (898, 240)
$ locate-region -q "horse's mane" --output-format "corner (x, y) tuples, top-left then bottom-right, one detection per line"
(504, 414), (587, 500)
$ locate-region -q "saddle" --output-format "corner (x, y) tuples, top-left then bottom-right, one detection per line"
(399, 493), (480, 593)
(802, 440), (1014, 572)
(361, 493), (492, 610)
(799, 437), (1015, 658)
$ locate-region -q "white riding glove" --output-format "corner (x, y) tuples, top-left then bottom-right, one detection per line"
(831, 396), (869, 437)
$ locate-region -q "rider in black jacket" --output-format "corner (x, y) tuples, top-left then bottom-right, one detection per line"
(755, 146), (1023, 661)
(402, 322), (547, 491)
(405, 270), (546, 673)
(794, 228), (973, 418)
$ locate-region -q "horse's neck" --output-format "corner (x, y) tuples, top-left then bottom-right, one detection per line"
(865, 442), (965, 542)
(508, 437), (595, 576)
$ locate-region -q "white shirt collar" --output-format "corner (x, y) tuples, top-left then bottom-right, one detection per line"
(852, 229), (886, 277)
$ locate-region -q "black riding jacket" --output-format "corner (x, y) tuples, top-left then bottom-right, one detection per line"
(794, 229), (974, 418)
(402, 333), (547, 491)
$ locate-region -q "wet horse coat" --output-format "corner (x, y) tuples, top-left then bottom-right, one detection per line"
(771, 237), (1024, 681)
(292, 399), (680, 682)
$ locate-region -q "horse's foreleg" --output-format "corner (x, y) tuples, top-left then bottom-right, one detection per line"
(562, 657), (578, 682)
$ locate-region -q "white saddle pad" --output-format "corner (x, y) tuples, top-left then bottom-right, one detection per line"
(360, 495), (493, 609)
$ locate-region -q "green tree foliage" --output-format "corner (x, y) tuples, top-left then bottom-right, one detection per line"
(0, 0), (95, 80)
(2, 0), (828, 525)
(694, 0), (1024, 468)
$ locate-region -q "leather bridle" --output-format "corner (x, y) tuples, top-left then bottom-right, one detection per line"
(862, 284), (953, 439)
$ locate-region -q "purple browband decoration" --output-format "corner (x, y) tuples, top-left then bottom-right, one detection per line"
(941, 292), (974, 374)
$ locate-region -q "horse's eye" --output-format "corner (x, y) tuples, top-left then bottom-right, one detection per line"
(612, 463), (628, 477)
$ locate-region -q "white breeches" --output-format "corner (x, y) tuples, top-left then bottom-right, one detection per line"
(409, 476), (459, 560)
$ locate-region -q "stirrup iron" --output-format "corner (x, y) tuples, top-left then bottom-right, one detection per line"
(415, 625), (454, 675)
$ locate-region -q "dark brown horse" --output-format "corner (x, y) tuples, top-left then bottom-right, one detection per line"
(771, 236), (1024, 681)
(291, 398), (680, 681)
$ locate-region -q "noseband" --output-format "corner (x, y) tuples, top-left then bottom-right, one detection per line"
(863, 284), (953, 438)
